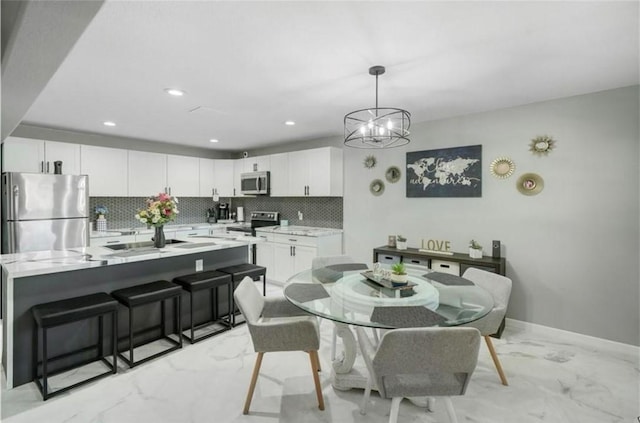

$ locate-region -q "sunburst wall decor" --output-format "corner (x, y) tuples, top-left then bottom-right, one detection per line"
(529, 135), (556, 155)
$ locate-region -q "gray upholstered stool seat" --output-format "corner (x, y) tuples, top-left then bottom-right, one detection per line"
(173, 270), (233, 343)
(218, 263), (267, 325)
(111, 280), (183, 367)
(31, 292), (118, 400)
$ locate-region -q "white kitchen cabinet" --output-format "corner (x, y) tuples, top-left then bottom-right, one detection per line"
(257, 231), (343, 284)
(269, 152), (289, 196)
(243, 155), (270, 172)
(127, 151), (168, 197)
(256, 240), (275, 280)
(287, 147), (343, 197)
(213, 159), (234, 197)
(167, 154), (200, 197)
(199, 158), (215, 197)
(81, 145), (128, 196)
(2, 137), (81, 174)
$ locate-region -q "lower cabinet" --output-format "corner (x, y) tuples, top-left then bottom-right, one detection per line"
(256, 232), (342, 284)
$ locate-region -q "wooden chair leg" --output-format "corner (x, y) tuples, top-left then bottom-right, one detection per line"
(443, 397), (459, 423)
(360, 376), (373, 415)
(389, 397), (402, 423)
(308, 350), (325, 410)
(484, 335), (508, 386)
(243, 352), (264, 414)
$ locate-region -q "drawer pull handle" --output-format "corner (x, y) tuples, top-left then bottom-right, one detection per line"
(410, 260), (419, 264)
(106, 240), (119, 244)
(187, 232), (196, 236)
(288, 239), (297, 242)
(384, 256), (393, 260)
(439, 264), (450, 268)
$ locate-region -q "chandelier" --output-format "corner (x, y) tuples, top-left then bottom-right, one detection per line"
(344, 65), (411, 148)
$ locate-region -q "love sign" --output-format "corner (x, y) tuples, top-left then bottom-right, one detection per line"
(421, 239), (451, 252)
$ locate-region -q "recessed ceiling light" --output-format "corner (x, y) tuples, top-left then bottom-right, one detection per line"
(165, 88), (185, 97)
(284, 120), (296, 126)
(103, 121), (116, 127)
(209, 139), (219, 143)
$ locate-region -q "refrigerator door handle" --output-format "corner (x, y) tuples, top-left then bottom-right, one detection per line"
(40, 161), (45, 173)
(46, 161), (50, 173)
(12, 184), (19, 219)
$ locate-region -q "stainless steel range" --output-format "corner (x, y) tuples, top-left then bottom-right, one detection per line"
(226, 211), (279, 236)
(226, 211), (279, 264)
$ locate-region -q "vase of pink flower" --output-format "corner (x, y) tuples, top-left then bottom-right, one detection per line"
(135, 193), (179, 248)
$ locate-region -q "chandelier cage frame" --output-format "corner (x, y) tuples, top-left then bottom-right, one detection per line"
(344, 65), (411, 149)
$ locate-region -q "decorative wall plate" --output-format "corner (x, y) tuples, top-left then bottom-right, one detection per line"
(490, 157), (515, 179)
(363, 154), (377, 169)
(516, 173), (544, 196)
(385, 166), (402, 183)
(529, 135), (556, 155)
(370, 179), (385, 196)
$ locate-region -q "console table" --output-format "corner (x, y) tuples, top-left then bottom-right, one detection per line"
(373, 246), (506, 276)
(373, 245), (507, 337)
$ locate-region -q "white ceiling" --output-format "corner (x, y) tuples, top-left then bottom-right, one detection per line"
(21, 1), (639, 152)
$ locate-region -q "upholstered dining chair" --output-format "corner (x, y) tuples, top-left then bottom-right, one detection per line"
(356, 326), (481, 423)
(461, 267), (513, 386)
(233, 277), (324, 415)
(311, 255), (368, 360)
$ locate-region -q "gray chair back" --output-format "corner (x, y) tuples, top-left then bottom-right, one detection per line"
(462, 268), (512, 334)
(366, 327), (481, 398)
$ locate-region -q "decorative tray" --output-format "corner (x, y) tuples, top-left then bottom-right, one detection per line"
(361, 271), (416, 290)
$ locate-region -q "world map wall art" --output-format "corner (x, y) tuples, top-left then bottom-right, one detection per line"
(406, 145), (482, 197)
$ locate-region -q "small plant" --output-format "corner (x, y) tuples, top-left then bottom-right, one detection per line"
(391, 262), (406, 275)
(396, 235), (407, 243)
(469, 239), (482, 250)
(95, 205), (108, 217)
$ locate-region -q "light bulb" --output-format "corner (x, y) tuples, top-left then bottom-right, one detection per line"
(387, 119), (393, 130)
(367, 120), (374, 129)
(378, 126), (385, 136)
(360, 126), (366, 135)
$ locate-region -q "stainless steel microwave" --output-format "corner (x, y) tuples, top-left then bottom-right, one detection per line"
(240, 171), (270, 195)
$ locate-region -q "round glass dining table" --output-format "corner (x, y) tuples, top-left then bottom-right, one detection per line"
(283, 264), (495, 390)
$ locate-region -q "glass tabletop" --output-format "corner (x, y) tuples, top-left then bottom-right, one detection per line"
(283, 265), (494, 329)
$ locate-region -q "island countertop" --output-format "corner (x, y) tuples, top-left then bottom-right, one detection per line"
(0, 236), (262, 279)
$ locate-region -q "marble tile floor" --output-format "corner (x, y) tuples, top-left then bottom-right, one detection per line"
(1, 282), (638, 423)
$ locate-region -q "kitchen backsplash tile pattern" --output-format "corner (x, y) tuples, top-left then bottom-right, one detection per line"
(89, 197), (343, 230)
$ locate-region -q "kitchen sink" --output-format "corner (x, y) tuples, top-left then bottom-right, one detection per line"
(173, 242), (219, 249)
(103, 239), (186, 251)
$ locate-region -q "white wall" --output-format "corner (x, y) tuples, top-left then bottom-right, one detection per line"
(343, 86), (639, 346)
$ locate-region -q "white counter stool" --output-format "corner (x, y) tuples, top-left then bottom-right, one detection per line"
(31, 292), (118, 400)
(172, 270), (233, 343)
(111, 280), (183, 367)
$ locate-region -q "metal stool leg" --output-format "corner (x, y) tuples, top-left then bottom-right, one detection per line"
(42, 328), (48, 400)
(112, 311), (118, 373)
(129, 307), (134, 366)
(189, 292), (194, 342)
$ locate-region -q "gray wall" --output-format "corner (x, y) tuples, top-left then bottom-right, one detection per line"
(343, 85), (639, 346)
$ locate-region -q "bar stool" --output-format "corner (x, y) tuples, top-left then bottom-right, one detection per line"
(218, 263), (267, 326)
(31, 292), (118, 400)
(111, 280), (183, 367)
(172, 270), (233, 343)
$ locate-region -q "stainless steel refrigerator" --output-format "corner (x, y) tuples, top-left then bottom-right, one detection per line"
(2, 172), (89, 254)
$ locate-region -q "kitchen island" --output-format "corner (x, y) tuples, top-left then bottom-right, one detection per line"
(1, 236), (260, 389)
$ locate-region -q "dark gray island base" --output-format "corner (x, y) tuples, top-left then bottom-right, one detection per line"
(2, 246), (247, 388)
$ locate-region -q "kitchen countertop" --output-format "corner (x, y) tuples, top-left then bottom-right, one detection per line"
(255, 225), (343, 237)
(90, 222), (251, 238)
(0, 235), (262, 279)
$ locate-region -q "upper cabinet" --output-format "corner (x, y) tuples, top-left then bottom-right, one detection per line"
(2, 137), (81, 174)
(127, 151), (167, 197)
(288, 147), (343, 197)
(167, 154), (200, 197)
(269, 152), (289, 196)
(199, 158), (215, 197)
(80, 145), (128, 196)
(213, 159), (234, 197)
(243, 156), (270, 172)
(128, 152), (199, 197)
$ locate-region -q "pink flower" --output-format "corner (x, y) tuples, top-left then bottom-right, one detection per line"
(165, 209), (172, 216)
(157, 193), (170, 201)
